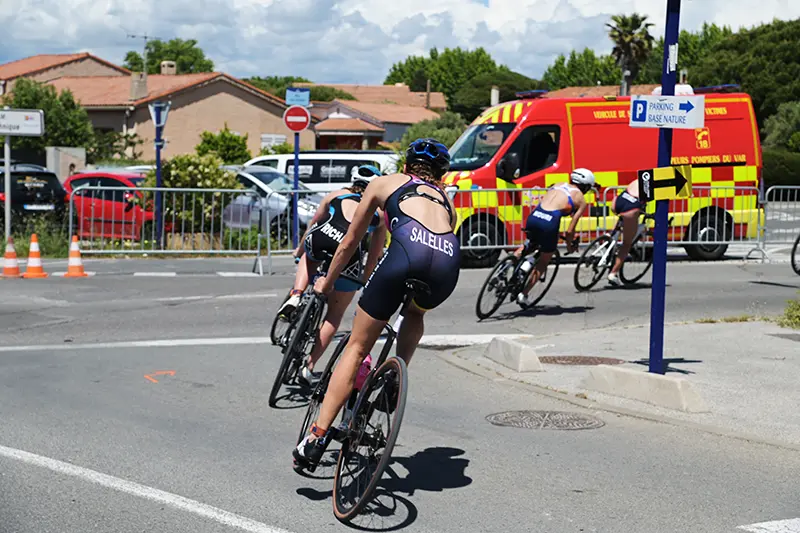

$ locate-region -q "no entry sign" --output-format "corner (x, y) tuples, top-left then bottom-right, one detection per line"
(283, 105), (311, 132)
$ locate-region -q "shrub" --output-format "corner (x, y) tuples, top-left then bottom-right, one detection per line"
(260, 142), (295, 156)
(195, 124), (252, 164)
(778, 295), (800, 330)
(762, 149), (800, 188)
(142, 153), (241, 232)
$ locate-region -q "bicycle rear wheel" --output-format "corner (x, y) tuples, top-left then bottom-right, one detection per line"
(574, 235), (614, 291)
(270, 290), (292, 346)
(518, 248), (560, 310)
(620, 234), (654, 284)
(475, 256), (516, 319)
(269, 295), (320, 408)
(332, 357), (408, 523)
(792, 234), (800, 276)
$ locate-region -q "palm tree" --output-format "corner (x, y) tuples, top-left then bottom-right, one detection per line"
(606, 13), (656, 95)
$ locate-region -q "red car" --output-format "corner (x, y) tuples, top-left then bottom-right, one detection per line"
(64, 172), (154, 240)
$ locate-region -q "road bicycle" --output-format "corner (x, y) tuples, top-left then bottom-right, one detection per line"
(475, 235), (575, 320)
(792, 232), (799, 276)
(294, 279), (426, 523)
(573, 211), (672, 292)
(270, 289), (294, 347)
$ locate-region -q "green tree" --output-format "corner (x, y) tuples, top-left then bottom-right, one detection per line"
(763, 101), (800, 152)
(260, 142), (294, 156)
(690, 18), (800, 128)
(245, 76), (355, 102)
(385, 47), (500, 106)
(195, 124), (252, 164)
(542, 49), (620, 90)
(638, 23), (734, 84)
(452, 70), (545, 121)
(606, 13), (656, 94)
(124, 38), (214, 74)
(399, 111), (467, 155)
(1, 78), (94, 155)
(89, 131), (144, 163)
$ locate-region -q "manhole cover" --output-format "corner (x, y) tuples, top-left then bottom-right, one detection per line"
(486, 410), (605, 430)
(538, 355), (625, 365)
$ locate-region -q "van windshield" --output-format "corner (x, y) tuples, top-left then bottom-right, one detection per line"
(449, 123), (516, 171)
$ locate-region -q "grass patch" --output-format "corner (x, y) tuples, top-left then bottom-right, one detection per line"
(8, 215), (70, 259)
(777, 297), (800, 330)
(695, 317), (718, 324)
(695, 315), (755, 324)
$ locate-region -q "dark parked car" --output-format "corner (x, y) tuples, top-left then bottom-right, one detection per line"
(0, 166), (67, 230)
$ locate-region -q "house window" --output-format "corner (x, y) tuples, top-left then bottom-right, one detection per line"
(261, 134), (287, 149)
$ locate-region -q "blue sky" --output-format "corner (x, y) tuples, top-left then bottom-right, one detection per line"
(1, 0), (797, 84)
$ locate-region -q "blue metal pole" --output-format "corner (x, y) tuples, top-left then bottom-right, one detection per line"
(154, 103), (163, 247)
(292, 132), (300, 249)
(649, 0), (681, 374)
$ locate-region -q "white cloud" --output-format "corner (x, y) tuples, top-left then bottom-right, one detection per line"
(1, 0), (798, 84)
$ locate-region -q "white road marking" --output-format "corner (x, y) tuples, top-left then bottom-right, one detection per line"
(0, 444), (295, 533)
(51, 272), (96, 277)
(155, 293), (277, 302)
(0, 333), (521, 353)
(739, 518), (800, 532)
(133, 272), (177, 277)
(216, 272), (260, 277)
(0, 337), (272, 353)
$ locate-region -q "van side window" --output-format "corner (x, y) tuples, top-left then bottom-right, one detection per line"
(507, 126), (560, 178)
(288, 159), (328, 183)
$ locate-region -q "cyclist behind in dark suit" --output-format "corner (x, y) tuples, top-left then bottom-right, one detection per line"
(293, 138), (460, 469)
(278, 165), (387, 386)
(512, 168), (594, 305)
(607, 180), (643, 286)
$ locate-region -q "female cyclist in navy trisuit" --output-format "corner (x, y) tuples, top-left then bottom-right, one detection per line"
(293, 138), (460, 469)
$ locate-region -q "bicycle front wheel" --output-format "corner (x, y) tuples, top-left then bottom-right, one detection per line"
(475, 255), (516, 319)
(269, 295), (319, 408)
(620, 234), (654, 284)
(270, 290), (292, 346)
(332, 356), (408, 523)
(574, 235), (614, 291)
(518, 248), (560, 310)
(792, 234), (800, 276)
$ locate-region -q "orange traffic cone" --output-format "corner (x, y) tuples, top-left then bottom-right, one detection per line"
(63, 235), (88, 278)
(22, 234), (48, 278)
(2, 236), (22, 278)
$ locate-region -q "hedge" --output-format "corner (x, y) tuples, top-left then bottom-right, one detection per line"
(762, 149), (800, 188)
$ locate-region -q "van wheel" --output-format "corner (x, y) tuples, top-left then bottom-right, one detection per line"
(459, 219), (502, 269)
(683, 213), (729, 261)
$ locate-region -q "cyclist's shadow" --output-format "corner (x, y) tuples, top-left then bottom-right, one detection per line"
(380, 446), (473, 497)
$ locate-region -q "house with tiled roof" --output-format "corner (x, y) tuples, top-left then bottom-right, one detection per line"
(314, 99), (442, 150)
(295, 82), (447, 110)
(0, 54), (318, 162)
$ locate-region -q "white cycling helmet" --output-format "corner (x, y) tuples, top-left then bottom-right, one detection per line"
(351, 164), (382, 187)
(570, 168), (595, 187)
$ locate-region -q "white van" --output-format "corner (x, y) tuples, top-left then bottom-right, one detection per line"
(243, 150), (400, 193)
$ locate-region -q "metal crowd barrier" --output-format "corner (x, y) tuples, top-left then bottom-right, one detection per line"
(764, 186), (800, 246)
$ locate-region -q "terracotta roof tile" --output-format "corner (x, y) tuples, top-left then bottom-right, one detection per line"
(544, 84), (661, 98)
(0, 52), (129, 80)
(315, 118), (384, 132)
(333, 100), (440, 124)
(296, 82), (447, 109)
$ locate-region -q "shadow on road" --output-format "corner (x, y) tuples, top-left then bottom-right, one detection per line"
(271, 384), (311, 410)
(478, 304), (593, 322)
(630, 357), (703, 375)
(295, 447), (471, 531)
(749, 280), (800, 289)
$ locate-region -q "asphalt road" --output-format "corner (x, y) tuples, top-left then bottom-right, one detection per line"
(1, 258), (799, 532)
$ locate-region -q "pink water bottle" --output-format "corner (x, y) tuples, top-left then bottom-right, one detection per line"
(354, 354), (373, 390)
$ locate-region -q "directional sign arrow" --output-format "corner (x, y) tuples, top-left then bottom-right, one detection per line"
(144, 370), (175, 383)
(654, 168), (688, 192)
(679, 100), (694, 113)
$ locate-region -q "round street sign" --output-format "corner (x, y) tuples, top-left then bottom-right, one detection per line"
(283, 105), (311, 132)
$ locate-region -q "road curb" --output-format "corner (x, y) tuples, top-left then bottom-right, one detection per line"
(434, 348), (800, 453)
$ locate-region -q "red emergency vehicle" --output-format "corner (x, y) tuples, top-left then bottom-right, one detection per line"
(444, 87), (763, 267)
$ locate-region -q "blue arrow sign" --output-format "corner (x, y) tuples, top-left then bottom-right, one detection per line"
(679, 100), (694, 113)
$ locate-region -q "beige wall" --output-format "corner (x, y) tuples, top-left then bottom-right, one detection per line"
(87, 109), (128, 133)
(129, 80), (315, 160)
(7, 58), (125, 91)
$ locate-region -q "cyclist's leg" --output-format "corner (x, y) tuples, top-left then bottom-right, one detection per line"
(305, 288), (357, 372)
(279, 246), (319, 317)
(610, 210), (641, 275)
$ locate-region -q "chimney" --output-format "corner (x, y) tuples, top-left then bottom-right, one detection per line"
(160, 60), (177, 75)
(425, 79), (431, 108)
(490, 85), (499, 106)
(130, 72), (148, 101)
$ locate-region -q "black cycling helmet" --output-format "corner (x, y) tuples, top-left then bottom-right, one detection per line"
(405, 138), (450, 176)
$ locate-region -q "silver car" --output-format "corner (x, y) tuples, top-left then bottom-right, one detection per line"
(222, 165), (324, 231)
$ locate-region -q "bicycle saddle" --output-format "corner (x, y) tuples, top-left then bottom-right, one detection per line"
(405, 279), (431, 296)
